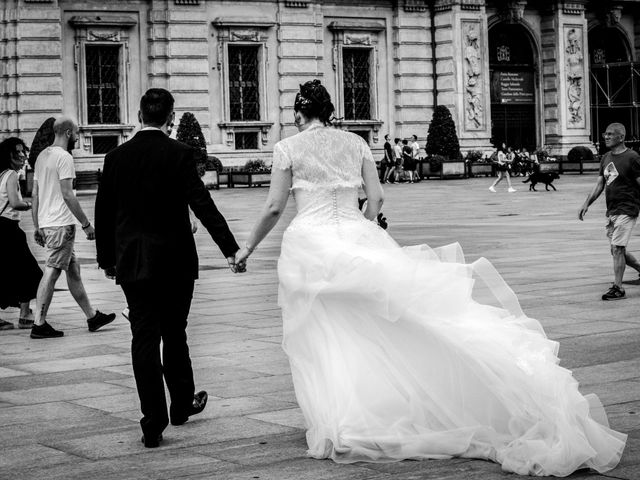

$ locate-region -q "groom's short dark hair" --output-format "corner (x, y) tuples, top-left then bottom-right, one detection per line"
(140, 88), (174, 126)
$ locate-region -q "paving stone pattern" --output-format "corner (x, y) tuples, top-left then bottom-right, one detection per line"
(0, 175), (638, 480)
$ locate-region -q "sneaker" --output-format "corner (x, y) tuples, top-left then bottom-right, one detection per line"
(489, 186), (496, 192)
(122, 307), (130, 321)
(602, 284), (626, 301)
(18, 318), (34, 329)
(0, 319), (14, 331)
(31, 322), (64, 339)
(508, 187), (516, 193)
(87, 311), (116, 332)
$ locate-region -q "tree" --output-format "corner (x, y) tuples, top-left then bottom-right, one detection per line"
(176, 112), (207, 176)
(29, 117), (56, 168)
(425, 105), (461, 160)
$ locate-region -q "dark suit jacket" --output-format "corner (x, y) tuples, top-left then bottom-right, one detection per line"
(95, 130), (239, 284)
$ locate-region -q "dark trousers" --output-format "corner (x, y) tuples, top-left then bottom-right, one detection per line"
(121, 278), (196, 437)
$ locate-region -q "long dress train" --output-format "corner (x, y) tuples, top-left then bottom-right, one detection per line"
(271, 124), (626, 477)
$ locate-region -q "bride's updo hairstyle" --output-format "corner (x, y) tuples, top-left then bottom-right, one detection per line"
(294, 80), (335, 125)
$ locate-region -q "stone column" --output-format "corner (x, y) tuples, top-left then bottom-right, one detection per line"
(544, 1), (592, 157)
(164, 1), (211, 140)
(437, 0), (493, 155)
(417, 0), (493, 155)
(277, 0), (324, 140)
(1, 0), (63, 145)
(391, 1), (432, 142)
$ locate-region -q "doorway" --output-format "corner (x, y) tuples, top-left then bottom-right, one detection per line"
(489, 23), (538, 151)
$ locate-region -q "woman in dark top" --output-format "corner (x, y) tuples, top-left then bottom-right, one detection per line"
(0, 138), (42, 330)
(402, 139), (415, 183)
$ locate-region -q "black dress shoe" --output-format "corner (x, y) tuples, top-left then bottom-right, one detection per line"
(170, 390), (208, 426)
(141, 433), (163, 448)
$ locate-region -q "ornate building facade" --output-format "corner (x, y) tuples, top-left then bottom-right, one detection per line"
(1, 0), (639, 169)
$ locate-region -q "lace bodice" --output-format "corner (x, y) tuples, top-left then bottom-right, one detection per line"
(272, 124), (375, 228)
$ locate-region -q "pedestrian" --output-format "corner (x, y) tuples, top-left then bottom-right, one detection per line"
(489, 147), (516, 193)
(30, 116), (115, 339)
(0, 138), (42, 330)
(393, 137), (403, 183)
(381, 134), (394, 184)
(95, 88), (242, 448)
(411, 134), (421, 181)
(579, 122), (640, 300)
(402, 139), (415, 183)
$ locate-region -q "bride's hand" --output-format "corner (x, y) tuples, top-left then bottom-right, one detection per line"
(235, 246), (252, 270)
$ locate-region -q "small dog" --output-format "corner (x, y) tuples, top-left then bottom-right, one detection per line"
(522, 171), (560, 191)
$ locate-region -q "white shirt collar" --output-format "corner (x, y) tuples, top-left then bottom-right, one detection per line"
(140, 126), (163, 132)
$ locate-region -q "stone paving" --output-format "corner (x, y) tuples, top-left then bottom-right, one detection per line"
(1, 174), (639, 480)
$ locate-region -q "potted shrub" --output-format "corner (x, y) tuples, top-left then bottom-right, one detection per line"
(230, 159), (271, 187)
(465, 150), (492, 177)
(201, 155), (222, 189)
(563, 146), (596, 174)
(534, 145), (560, 173)
(425, 105), (465, 178)
(176, 112), (210, 180)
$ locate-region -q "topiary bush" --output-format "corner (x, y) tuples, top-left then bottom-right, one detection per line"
(567, 146), (594, 163)
(29, 117), (56, 168)
(244, 159), (270, 172)
(176, 112), (208, 176)
(425, 105), (461, 160)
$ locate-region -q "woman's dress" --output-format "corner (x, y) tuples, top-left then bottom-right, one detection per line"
(272, 125), (626, 477)
(0, 169), (42, 309)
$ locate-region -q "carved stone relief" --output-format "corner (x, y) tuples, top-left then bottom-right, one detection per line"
(565, 27), (584, 127)
(88, 30), (120, 42)
(463, 21), (483, 130)
(505, 1), (527, 23)
(230, 30), (260, 42)
(344, 34), (371, 46)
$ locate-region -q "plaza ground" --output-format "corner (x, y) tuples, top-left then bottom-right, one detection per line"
(0, 174), (638, 480)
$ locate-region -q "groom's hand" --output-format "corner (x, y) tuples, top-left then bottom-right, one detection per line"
(227, 256), (242, 273)
(104, 266), (116, 280)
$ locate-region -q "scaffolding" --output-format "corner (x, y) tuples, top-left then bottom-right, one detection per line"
(590, 62), (640, 151)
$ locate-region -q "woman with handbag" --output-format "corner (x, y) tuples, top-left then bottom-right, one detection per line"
(0, 138), (42, 330)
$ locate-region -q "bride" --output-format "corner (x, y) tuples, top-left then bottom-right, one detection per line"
(234, 80), (626, 476)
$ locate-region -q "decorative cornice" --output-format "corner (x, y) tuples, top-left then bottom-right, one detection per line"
(461, 0), (484, 11)
(212, 18), (276, 29)
(562, 1), (585, 15)
(328, 20), (386, 32)
(284, 0), (309, 7)
(434, 0), (454, 12)
(404, 0), (427, 12)
(69, 15), (137, 28)
(174, 0), (199, 4)
(25, 0), (54, 3)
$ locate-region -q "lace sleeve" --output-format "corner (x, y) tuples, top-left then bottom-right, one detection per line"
(271, 142), (292, 170)
(359, 136), (375, 166)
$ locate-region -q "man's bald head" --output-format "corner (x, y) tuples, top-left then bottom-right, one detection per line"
(607, 123), (626, 138)
(53, 116), (77, 136)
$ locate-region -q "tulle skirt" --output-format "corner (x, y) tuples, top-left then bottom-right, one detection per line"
(277, 218), (626, 477)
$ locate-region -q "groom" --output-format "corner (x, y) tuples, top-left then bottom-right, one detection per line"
(95, 88), (241, 447)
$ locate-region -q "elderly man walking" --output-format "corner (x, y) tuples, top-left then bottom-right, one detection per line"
(579, 122), (640, 300)
(31, 116), (115, 338)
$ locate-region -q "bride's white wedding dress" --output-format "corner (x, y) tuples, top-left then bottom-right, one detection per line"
(272, 124), (626, 476)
